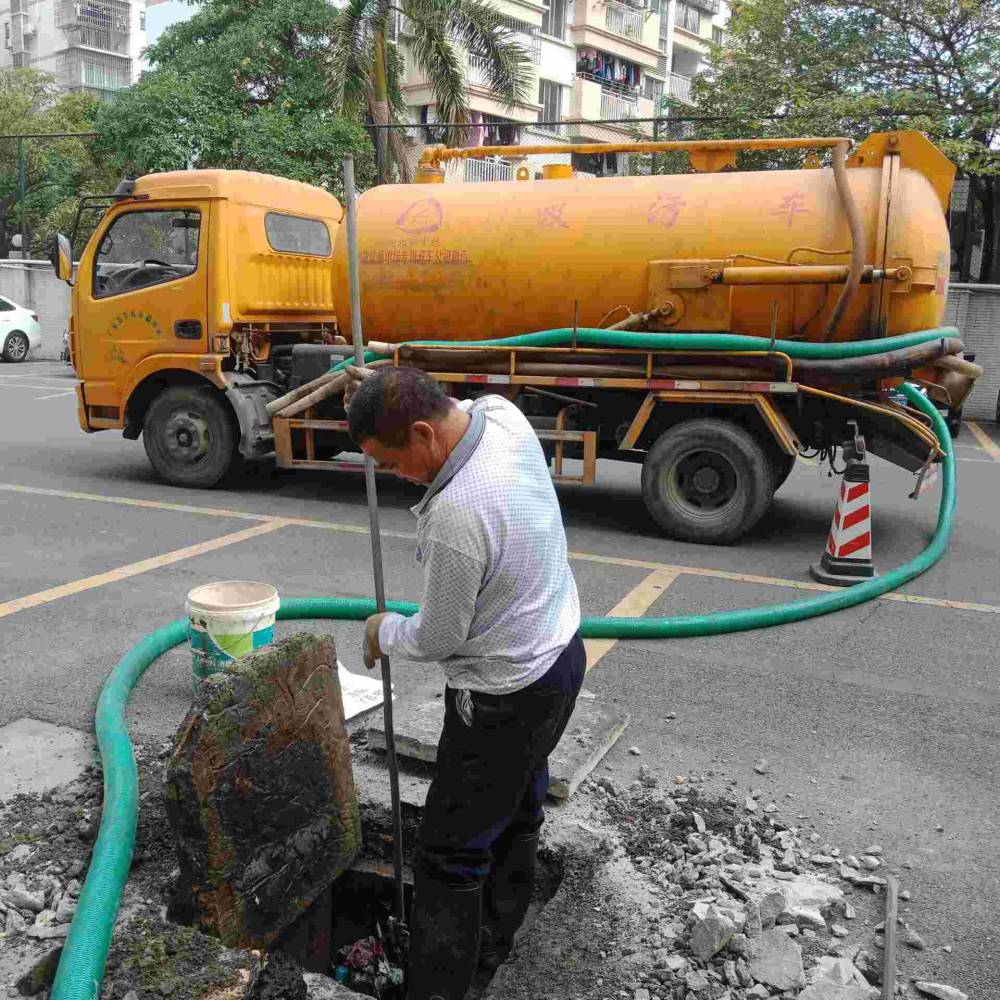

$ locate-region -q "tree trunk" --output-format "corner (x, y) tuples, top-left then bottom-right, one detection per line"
(373, 30), (390, 185)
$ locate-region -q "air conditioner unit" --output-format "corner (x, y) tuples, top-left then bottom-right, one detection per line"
(23, 19), (36, 36)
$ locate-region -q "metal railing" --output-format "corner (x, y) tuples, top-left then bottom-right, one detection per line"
(600, 87), (639, 119)
(464, 156), (516, 182)
(668, 73), (693, 102)
(604, 0), (644, 41)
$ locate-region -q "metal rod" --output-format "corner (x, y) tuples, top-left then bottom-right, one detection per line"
(343, 154), (406, 926)
(420, 135), (850, 167)
(882, 874), (899, 999)
(18, 138), (26, 261)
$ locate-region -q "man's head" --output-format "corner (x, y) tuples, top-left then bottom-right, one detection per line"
(348, 366), (466, 485)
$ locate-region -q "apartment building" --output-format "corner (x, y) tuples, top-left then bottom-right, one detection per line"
(0, 0), (146, 99)
(401, 0), (727, 179)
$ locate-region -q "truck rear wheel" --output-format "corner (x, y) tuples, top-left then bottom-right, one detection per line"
(641, 419), (774, 544)
(143, 385), (238, 488)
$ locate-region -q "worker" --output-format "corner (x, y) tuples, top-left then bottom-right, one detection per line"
(345, 365), (584, 1000)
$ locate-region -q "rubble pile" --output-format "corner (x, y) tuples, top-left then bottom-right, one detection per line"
(581, 772), (966, 1000)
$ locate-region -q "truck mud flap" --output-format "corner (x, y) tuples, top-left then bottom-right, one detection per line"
(224, 374), (280, 461)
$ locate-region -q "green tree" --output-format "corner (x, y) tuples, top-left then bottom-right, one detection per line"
(669, 0), (1000, 281)
(0, 69), (110, 258)
(93, 0), (374, 195)
(329, 0), (531, 182)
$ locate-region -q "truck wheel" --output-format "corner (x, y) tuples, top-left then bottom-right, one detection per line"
(772, 451), (797, 492)
(641, 419), (774, 544)
(143, 385), (238, 488)
(2, 331), (29, 363)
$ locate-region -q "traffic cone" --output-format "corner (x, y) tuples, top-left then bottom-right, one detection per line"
(809, 460), (876, 586)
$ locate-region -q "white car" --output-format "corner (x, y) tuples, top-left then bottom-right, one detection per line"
(0, 295), (41, 363)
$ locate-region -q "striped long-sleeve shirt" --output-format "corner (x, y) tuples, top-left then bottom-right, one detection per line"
(378, 395), (581, 694)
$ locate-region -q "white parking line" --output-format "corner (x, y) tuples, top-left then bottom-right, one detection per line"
(0, 382), (79, 392)
(32, 390), (76, 400)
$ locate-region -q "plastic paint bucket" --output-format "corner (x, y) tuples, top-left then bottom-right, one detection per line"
(186, 581), (280, 690)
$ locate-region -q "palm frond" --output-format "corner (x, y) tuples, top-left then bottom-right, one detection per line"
(440, 0), (531, 111)
(403, 1), (471, 129)
(329, 0), (378, 112)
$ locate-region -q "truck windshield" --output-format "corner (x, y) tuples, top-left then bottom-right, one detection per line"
(93, 209), (201, 298)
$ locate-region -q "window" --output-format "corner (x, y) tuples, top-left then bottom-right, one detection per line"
(676, 2), (701, 33)
(541, 0), (567, 40)
(93, 209), (200, 298)
(712, 25), (723, 44)
(139, 10), (146, 30)
(538, 79), (563, 126)
(4, 23), (9, 49)
(265, 213), (332, 257)
(644, 76), (664, 102)
(0, 298), (15, 312)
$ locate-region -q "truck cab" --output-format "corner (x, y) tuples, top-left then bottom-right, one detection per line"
(58, 170), (343, 487)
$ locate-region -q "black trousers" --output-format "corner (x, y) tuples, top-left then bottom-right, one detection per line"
(416, 633), (586, 883)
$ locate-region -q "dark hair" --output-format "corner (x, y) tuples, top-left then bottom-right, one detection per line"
(348, 367), (452, 447)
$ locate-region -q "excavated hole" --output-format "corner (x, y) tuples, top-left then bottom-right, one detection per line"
(268, 806), (566, 999)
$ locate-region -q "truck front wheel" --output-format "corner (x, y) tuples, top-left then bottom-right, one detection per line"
(641, 419), (774, 544)
(143, 385), (238, 488)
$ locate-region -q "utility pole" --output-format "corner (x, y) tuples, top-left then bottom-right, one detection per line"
(17, 137), (27, 259)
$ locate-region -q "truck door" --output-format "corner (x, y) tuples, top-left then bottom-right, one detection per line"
(78, 203), (209, 414)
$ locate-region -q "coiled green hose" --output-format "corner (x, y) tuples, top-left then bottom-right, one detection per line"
(332, 326), (961, 370)
(52, 381), (953, 1000)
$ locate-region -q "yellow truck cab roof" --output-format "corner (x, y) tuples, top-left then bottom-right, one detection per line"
(132, 170), (343, 219)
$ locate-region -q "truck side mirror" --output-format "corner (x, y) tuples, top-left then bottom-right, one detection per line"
(52, 234), (73, 285)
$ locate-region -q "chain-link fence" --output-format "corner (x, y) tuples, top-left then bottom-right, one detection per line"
(388, 116), (700, 184)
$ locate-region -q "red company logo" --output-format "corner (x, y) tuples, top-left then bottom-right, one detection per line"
(396, 197), (444, 235)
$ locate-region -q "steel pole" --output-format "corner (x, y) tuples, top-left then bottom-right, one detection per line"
(18, 138), (27, 259)
(342, 154), (406, 926)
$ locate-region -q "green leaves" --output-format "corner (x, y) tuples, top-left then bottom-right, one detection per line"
(94, 0), (374, 194)
(681, 0), (998, 177)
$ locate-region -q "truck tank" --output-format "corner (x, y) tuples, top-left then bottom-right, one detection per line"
(332, 132), (953, 346)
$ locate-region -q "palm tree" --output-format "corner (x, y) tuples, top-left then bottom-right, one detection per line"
(330, 0), (531, 183)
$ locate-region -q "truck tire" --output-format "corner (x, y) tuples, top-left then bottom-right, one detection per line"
(641, 419), (774, 544)
(2, 331), (29, 363)
(143, 385), (238, 488)
(772, 451), (797, 492)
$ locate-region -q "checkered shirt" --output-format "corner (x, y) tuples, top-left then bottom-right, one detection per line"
(378, 394), (581, 694)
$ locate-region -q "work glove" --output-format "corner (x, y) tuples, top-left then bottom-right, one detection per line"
(363, 612), (390, 669)
(344, 364), (377, 411)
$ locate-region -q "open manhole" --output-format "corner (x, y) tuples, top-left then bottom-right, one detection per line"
(264, 808), (564, 999)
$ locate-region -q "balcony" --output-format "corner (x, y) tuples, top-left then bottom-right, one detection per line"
(600, 86), (639, 119)
(668, 72), (692, 102)
(604, 0), (644, 42)
(570, 0), (660, 66)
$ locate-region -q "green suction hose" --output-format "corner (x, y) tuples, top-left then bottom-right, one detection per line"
(331, 326), (962, 371)
(51, 383), (953, 1000)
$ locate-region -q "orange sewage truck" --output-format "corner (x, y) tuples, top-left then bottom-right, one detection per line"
(53, 130), (980, 543)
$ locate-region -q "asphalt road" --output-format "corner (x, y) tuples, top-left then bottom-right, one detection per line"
(2, 360), (999, 996)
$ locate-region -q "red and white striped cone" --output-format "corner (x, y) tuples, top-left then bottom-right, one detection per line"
(809, 461), (877, 586)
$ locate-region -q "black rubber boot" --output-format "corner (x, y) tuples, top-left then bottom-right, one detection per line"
(406, 873), (482, 1000)
(478, 831), (538, 974)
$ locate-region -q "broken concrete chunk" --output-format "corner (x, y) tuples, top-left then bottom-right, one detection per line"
(759, 891), (785, 930)
(684, 969), (711, 993)
(914, 985), (968, 1000)
(1, 886), (45, 912)
(798, 984), (875, 1000)
(689, 906), (735, 960)
(749, 928), (805, 990)
(806, 956), (873, 989)
(164, 634), (360, 950)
